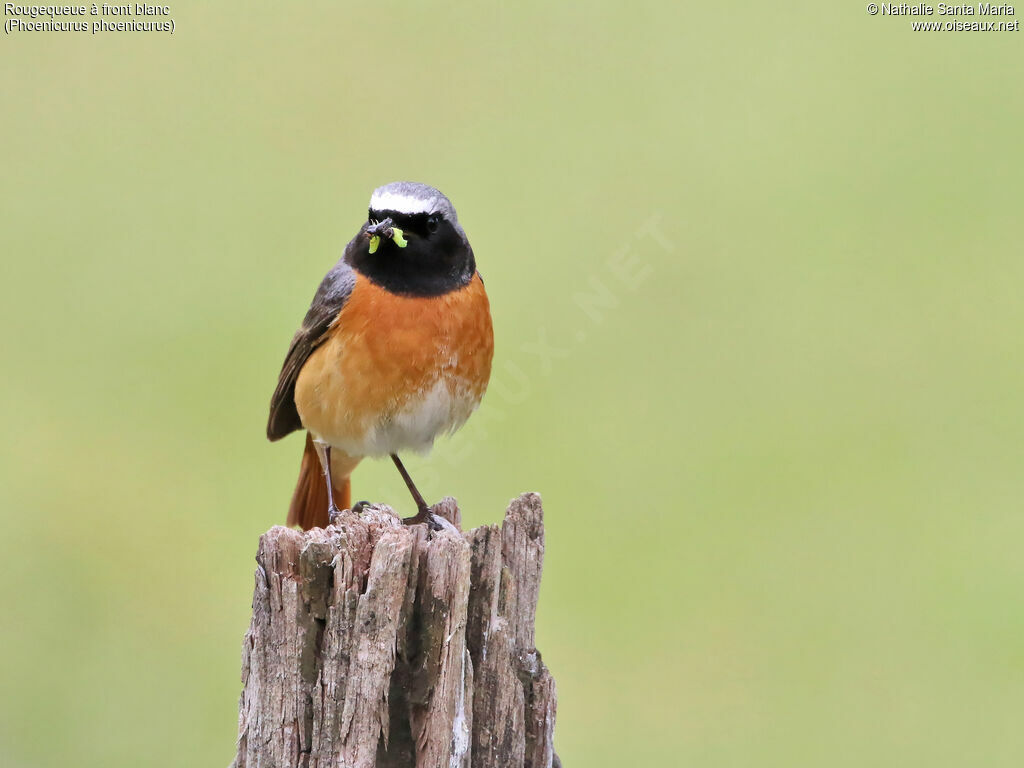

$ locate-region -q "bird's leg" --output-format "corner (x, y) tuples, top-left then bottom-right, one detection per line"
(313, 439), (343, 523)
(390, 453), (440, 529)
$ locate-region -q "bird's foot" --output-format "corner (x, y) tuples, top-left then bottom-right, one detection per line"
(402, 509), (441, 530)
(401, 507), (442, 532)
(401, 505), (445, 532)
(327, 504), (343, 525)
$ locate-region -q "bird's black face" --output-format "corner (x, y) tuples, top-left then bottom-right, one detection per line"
(346, 206), (476, 297)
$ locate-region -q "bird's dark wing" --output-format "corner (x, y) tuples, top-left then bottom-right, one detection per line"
(267, 258), (357, 441)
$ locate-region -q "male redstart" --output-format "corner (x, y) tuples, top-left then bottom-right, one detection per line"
(267, 182), (494, 530)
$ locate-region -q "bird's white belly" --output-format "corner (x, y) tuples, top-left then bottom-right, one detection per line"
(332, 376), (480, 457)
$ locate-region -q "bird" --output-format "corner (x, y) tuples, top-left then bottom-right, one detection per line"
(267, 182), (494, 530)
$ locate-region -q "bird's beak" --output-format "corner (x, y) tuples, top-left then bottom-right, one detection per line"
(366, 218), (395, 238)
(365, 217), (408, 253)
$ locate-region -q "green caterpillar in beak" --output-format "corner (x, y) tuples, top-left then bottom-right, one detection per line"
(368, 226), (408, 254)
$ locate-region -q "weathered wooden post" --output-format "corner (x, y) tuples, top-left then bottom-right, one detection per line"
(230, 493), (558, 768)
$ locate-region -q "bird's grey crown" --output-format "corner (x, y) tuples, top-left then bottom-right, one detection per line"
(369, 181), (458, 222)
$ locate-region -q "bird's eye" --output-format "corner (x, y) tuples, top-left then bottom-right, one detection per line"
(426, 214), (440, 233)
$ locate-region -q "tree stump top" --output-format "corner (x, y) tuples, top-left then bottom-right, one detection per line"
(231, 493), (557, 768)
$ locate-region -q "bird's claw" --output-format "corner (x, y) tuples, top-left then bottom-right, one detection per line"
(401, 507), (456, 534)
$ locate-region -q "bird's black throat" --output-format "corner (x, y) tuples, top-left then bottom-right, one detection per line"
(345, 212), (476, 297)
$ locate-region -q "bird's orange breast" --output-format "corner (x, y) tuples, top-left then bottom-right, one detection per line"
(294, 272), (493, 456)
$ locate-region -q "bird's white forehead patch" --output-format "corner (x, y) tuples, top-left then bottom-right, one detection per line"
(369, 188), (442, 216)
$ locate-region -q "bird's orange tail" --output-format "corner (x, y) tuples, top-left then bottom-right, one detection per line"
(287, 433), (352, 530)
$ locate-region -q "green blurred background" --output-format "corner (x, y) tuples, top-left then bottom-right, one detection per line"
(2, 2), (1023, 765)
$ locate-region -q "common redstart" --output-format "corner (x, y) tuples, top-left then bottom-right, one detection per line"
(267, 182), (494, 530)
